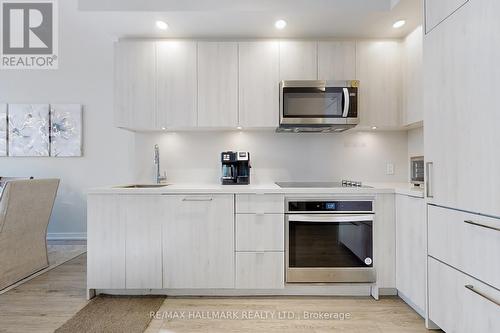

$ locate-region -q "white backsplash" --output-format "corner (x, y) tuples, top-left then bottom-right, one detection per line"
(134, 130), (409, 184)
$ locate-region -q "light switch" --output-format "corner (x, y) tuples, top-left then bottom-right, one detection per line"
(386, 163), (395, 175)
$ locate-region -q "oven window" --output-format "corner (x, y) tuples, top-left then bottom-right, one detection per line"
(283, 88), (344, 118)
(289, 221), (373, 268)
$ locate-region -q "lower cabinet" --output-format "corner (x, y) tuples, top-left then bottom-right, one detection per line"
(395, 194), (426, 314)
(162, 194), (235, 289)
(123, 195), (163, 289)
(428, 257), (500, 333)
(235, 252), (284, 289)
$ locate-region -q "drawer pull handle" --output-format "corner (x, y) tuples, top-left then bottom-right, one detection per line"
(465, 285), (500, 307)
(464, 220), (500, 232)
(182, 197), (213, 202)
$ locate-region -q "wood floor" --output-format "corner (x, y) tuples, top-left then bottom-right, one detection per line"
(0, 252), (431, 333)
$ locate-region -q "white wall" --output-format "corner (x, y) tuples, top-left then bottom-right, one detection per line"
(134, 130), (409, 184)
(0, 0), (135, 238)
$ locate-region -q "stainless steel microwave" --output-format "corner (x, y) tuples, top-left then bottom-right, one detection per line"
(277, 80), (359, 133)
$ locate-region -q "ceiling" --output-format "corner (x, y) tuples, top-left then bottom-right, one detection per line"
(77, 0), (422, 39)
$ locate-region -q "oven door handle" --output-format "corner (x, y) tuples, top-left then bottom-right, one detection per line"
(288, 214), (374, 223)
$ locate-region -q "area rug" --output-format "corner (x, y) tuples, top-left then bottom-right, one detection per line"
(55, 295), (166, 333)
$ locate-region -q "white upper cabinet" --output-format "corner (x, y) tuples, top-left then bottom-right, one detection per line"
(238, 41), (280, 128)
(356, 41), (402, 128)
(279, 41), (318, 80)
(197, 42), (238, 127)
(318, 41), (356, 80)
(156, 41), (197, 129)
(114, 41), (156, 130)
(402, 26), (423, 126)
(425, 0), (469, 34)
(424, 0), (500, 217)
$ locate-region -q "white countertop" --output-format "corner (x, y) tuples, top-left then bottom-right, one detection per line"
(88, 182), (424, 198)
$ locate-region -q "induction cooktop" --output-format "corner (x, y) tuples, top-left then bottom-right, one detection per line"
(275, 181), (372, 188)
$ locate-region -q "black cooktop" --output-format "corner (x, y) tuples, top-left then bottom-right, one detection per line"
(275, 182), (372, 189)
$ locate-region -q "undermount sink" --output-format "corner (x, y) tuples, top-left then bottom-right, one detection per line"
(115, 184), (169, 189)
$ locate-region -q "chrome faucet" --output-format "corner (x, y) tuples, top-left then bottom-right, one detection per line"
(154, 144), (167, 184)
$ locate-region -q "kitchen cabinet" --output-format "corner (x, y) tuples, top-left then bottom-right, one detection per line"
(123, 195), (163, 289)
(428, 205), (500, 289)
(428, 257), (500, 333)
(114, 41), (156, 130)
(236, 252), (284, 289)
(156, 41), (197, 129)
(162, 194), (234, 288)
(238, 41), (280, 128)
(424, 0), (500, 217)
(402, 26), (423, 126)
(318, 41), (356, 80)
(235, 194), (284, 214)
(424, 0), (469, 34)
(356, 41), (402, 128)
(235, 214), (284, 252)
(279, 41), (318, 80)
(87, 195), (126, 289)
(395, 194), (426, 315)
(198, 42), (238, 127)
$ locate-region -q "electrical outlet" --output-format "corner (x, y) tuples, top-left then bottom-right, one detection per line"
(386, 163), (395, 175)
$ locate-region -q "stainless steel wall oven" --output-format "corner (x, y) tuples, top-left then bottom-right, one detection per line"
(285, 198), (375, 283)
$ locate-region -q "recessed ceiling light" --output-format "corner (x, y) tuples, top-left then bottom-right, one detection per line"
(236, 126), (243, 130)
(275, 19), (287, 30)
(161, 127), (166, 130)
(392, 20), (406, 29)
(156, 20), (168, 30)
(372, 126), (377, 130)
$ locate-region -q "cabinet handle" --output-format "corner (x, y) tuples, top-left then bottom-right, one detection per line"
(465, 285), (500, 307)
(426, 162), (434, 198)
(464, 220), (500, 232)
(182, 197), (213, 202)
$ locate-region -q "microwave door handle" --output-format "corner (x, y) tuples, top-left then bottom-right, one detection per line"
(342, 88), (350, 117)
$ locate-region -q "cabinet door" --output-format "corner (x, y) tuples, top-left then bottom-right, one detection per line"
(114, 41), (156, 130)
(235, 252), (284, 289)
(163, 195), (234, 288)
(356, 41), (402, 127)
(318, 41), (356, 80)
(238, 41), (280, 128)
(156, 41), (197, 129)
(395, 195), (426, 314)
(198, 42), (238, 127)
(123, 196), (163, 289)
(402, 26), (423, 126)
(424, 0), (500, 217)
(425, 0), (469, 33)
(279, 41), (317, 80)
(87, 195), (126, 289)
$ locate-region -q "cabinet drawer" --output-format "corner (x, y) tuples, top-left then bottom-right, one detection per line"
(236, 194), (284, 214)
(236, 214), (284, 251)
(428, 205), (500, 288)
(428, 257), (500, 333)
(235, 252), (284, 289)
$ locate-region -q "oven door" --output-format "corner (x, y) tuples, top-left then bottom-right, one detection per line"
(279, 80), (358, 126)
(286, 214), (375, 283)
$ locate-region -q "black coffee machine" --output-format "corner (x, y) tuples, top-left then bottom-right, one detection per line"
(221, 151), (250, 185)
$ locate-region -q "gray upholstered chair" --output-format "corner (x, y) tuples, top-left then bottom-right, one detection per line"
(0, 179), (60, 290)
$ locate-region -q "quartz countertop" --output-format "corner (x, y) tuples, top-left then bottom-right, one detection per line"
(88, 182), (424, 198)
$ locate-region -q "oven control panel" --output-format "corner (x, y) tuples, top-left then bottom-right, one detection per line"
(287, 200), (373, 213)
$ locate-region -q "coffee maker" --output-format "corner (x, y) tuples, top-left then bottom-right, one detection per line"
(221, 151), (250, 185)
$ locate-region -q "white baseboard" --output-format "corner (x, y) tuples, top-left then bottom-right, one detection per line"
(47, 232), (87, 240)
